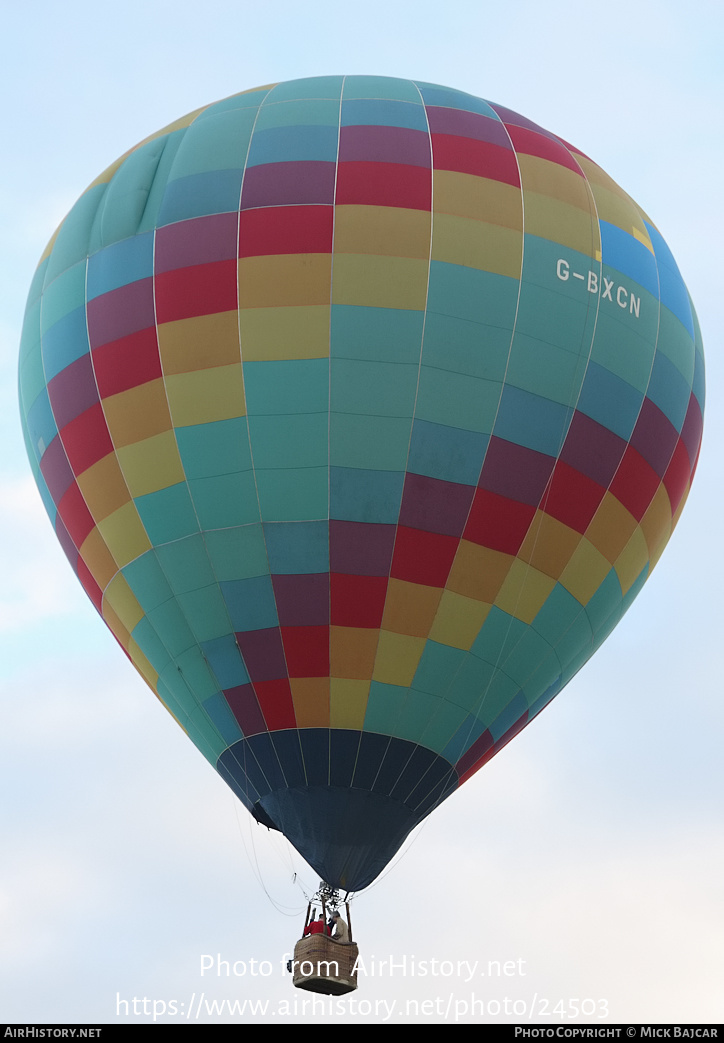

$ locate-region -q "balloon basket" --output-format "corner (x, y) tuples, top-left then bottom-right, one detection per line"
(292, 935), (359, 996)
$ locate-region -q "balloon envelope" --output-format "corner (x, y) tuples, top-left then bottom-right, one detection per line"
(19, 77), (704, 890)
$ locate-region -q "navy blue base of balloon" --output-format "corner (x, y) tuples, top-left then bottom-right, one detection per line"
(217, 729), (459, 891)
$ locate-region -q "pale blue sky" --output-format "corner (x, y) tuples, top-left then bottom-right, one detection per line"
(1, 0), (722, 1024)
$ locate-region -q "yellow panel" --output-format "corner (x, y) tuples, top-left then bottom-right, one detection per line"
(101, 601), (131, 650)
(330, 678), (369, 730)
(79, 527), (120, 589)
(290, 677), (330, 728)
(331, 255), (428, 310)
(559, 537), (612, 605)
(103, 572), (145, 632)
(96, 500), (152, 566)
(381, 578), (442, 638)
(76, 452), (131, 522)
(585, 492), (638, 564)
(372, 631), (425, 686)
(115, 430), (185, 497)
(640, 484), (672, 569)
(447, 541), (513, 602)
(495, 558), (556, 624)
(157, 310), (241, 374)
(128, 637), (159, 690)
(238, 254), (331, 308)
(334, 205), (431, 259)
(433, 170), (523, 229)
(614, 525), (650, 595)
(518, 511), (581, 579)
(239, 304), (330, 361)
(518, 153), (592, 211)
(330, 626), (379, 679)
(577, 156), (653, 247)
(429, 589), (491, 649)
(523, 192), (598, 256)
(102, 379), (173, 448)
(165, 364), (246, 427)
(431, 215), (522, 277)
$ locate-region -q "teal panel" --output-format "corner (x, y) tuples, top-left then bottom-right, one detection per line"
(515, 279), (595, 358)
(331, 358), (418, 416)
(499, 627), (554, 687)
(389, 689), (444, 744)
(189, 471), (259, 529)
(330, 466), (404, 523)
(40, 261), (88, 333)
(255, 466), (328, 521)
(248, 413), (327, 468)
(265, 76), (344, 101)
(427, 263), (518, 327)
(590, 307), (657, 393)
(204, 524), (269, 581)
(170, 107), (258, 177)
(472, 608), (529, 666)
(244, 359), (329, 414)
(131, 616), (173, 674)
(186, 703), (228, 761)
(264, 520), (329, 573)
(176, 418), (253, 480)
(341, 98), (427, 131)
(255, 99), (341, 130)
(135, 483), (200, 544)
(155, 533), (216, 594)
(147, 599), (196, 657)
(656, 306), (696, 386)
(203, 692), (244, 745)
(421, 311), (511, 380)
(86, 231), (154, 300)
(413, 640), (467, 697)
(330, 413), (412, 470)
(416, 365), (501, 433)
(176, 585), (234, 642)
(446, 655), (497, 713)
(417, 696), (470, 756)
(44, 186), (105, 282)
(136, 130), (187, 234)
(363, 681), (407, 733)
(173, 646), (221, 699)
(504, 333), (588, 406)
(330, 305), (424, 363)
(343, 76), (423, 102)
(122, 549), (175, 613)
(93, 137), (170, 249)
(193, 89), (271, 121)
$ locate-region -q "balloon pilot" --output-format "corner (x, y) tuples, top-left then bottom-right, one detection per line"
(290, 882), (359, 994)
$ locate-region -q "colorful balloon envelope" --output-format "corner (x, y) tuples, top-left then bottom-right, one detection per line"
(19, 76), (704, 891)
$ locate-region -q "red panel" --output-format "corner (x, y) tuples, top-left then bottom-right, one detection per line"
(662, 439), (690, 514)
(464, 488), (535, 554)
(61, 404), (114, 476)
(57, 482), (95, 548)
(77, 556), (104, 612)
(331, 573), (388, 628)
(254, 678), (297, 731)
(281, 626), (329, 677)
(92, 327), (162, 398)
(609, 446), (661, 521)
(238, 205), (333, 258)
(430, 135), (520, 187)
(542, 462), (606, 534)
(505, 125), (583, 175)
(390, 526), (458, 587)
(154, 259), (238, 323)
(335, 162), (431, 210)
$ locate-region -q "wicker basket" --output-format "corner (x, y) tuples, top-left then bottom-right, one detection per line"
(292, 934), (359, 995)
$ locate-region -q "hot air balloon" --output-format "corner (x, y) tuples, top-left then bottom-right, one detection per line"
(18, 76), (704, 896)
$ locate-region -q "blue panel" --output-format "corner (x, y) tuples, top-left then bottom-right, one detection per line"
(264, 520), (329, 574)
(246, 125), (339, 166)
(203, 692), (243, 744)
(330, 465), (404, 523)
(495, 385), (572, 457)
(599, 221), (659, 297)
(645, 222), (694, 338)
(41, 307), (90, 380)
(647, 350), (690, 431)
(87, 232), (154, 299)
(24, 388), (58, 459)
(221, 575), (279, 631)
(157, 170), (243, 226)
(341, 99), (428, 130)
(408, 419), (488, 486)
(416, 85), (499, 118)
(577, 361), (643, 441)
(201, 634), (250, 688)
